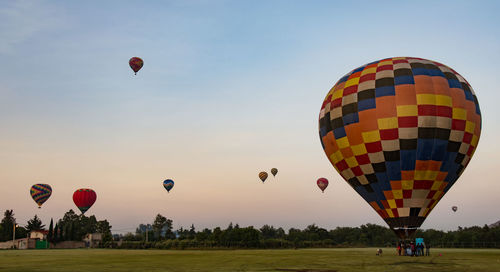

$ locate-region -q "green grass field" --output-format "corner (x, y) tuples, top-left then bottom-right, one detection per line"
(0, 248), (499, 272)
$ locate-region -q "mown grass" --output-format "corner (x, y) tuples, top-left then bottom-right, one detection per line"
(0, 248), (499, 272)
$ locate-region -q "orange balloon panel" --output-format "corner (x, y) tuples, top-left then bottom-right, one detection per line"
(318, 57), (481, 237)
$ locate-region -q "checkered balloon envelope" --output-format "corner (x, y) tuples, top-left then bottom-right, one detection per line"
(318, 57), (481, 239)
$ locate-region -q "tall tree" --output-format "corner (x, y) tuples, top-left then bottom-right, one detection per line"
(57, 222), (64, 241)
(47, 219), (54, 242)
(189, 224), (196, 239)
(53, 223), (59, 242)
(80, 215), (97, 236)
(0, 210), (16, 242)
(97, 220), (113, 243)
(152, 214), (172, 240)
(260, 225), (278, 239)
(176, 227), (186, 240)
(153, 214), (167, 240)
(26, 215), (45, 232)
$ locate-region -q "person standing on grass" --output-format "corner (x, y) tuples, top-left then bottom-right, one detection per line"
(397, 242), (401, 256)
(411, 242), (415, 256)
(426, 243), (431, 256)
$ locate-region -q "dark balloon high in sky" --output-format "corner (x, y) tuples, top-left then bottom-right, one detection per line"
(129, 57), (143, 75)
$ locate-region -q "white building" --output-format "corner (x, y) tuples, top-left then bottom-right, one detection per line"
(83, 233), (102, 248)
(29, 230), (49, 240)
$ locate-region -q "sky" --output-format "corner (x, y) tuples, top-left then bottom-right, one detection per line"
(1, 0), (499, 234)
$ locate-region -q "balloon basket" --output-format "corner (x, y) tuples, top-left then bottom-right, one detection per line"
(392, 227), (418, 240)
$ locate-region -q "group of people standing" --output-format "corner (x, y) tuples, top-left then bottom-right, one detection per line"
(397, 241), (430, 256)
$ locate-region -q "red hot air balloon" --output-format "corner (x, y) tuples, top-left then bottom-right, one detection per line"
(129, 57), (144, 75)
(317, 178), (329, 193)
(73, 189), (97, 215)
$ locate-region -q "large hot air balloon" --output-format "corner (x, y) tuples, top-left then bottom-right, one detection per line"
(317, 178), (329, 193)
(30, 184), (52, 208)
(129, 57), (143, 75)
(319, 57), (481, 239)
(259, 172), (268, 183)
(271, 168), (278, 177)
(163, 179), (174, 193)
(452, 206), (458, 212)
(73, 189), (97, 215)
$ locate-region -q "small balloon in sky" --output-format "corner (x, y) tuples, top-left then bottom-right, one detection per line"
(259, 172), (268, 183)
(30, 184), (52, 209)
(129, 57), (144, 75)
(452, 206), (458, 212)
(73, 188), (97, 215)
(317, 178), (329, 193)
(163, 179), (174, 193)
(271, 168), (278, 177)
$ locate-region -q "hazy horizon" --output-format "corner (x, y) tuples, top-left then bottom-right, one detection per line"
(1, 0), (499, 234)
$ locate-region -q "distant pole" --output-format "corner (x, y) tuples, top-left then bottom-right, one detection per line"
(12, 224), (18, 248)
(146, 228), (148, 243)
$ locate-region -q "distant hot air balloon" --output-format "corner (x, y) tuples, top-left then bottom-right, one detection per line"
(163, 179), (174, 193)
(129, 57), (143, 75)
(452, 206), (458, 212)
(73, 189), (97, 215)
(319, 57), (481, 239)
(317, 178), (329, 193)
(271, 168), (278, 177)
(30, 184), (52, 208)
(259, 172), (268, 183)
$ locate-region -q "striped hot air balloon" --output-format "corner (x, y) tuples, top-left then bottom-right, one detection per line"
(30, 184), (52, 208)
(271, 168), (278, 177)
(319, 57), (481, 239)
(259, 172), (268, 183)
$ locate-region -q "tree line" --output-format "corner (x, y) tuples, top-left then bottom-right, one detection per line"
(114, 214), (500, 249)
(0, 209), (112, 247)
(2, 210), (500, 249)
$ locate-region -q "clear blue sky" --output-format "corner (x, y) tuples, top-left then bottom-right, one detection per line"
(1, 0), (499, 233)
